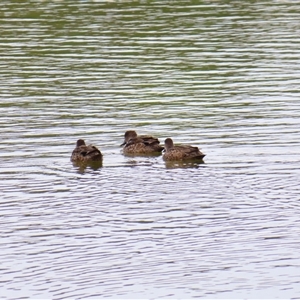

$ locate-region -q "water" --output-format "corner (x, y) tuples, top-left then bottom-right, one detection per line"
(1, 1), (300, 299)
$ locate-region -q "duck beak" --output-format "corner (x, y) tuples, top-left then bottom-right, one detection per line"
(120, 141), (126, 147)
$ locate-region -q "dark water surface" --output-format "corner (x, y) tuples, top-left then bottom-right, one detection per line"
(1, 1), (300, 299)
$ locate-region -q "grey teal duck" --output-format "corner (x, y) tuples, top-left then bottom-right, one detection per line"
(71, 139), (103, 162)
(120, 130), (164, 154)
(163, 138), (205, 161)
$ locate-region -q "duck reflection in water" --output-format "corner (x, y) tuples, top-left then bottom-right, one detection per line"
(164, 160), (205, 169)
(72, 160), (103, 173)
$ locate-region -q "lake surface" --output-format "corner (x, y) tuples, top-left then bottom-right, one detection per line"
(1, 1), (300, 299)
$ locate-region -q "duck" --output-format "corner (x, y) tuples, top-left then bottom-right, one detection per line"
(71, 139), (103, 162)
(163, 138), (205, 161)
(120, 130), (164, 154)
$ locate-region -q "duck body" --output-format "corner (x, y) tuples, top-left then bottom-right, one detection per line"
(121, 130), (164, 155)
(163, 138), (205, 161)
(71, 139), (103, 162)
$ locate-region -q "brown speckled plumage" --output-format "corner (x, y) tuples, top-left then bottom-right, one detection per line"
(121, 130), (164, 154)
(71, 139), (103, 162)
(163, 138), (205, 161)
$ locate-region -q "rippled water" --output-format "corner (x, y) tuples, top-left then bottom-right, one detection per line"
(1, 1), (300, 299)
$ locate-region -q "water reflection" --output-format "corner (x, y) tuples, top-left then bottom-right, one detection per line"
(164, 160), (205, 169)
(122, 152), (163, 158)
(72, 160), (103, 174)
